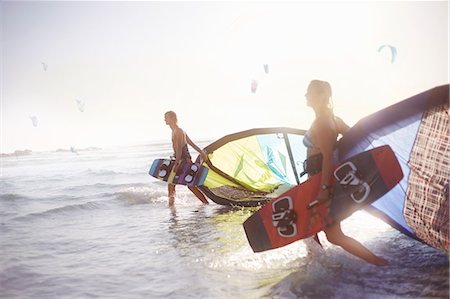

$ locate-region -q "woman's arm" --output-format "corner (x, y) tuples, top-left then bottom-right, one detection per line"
(316, 118), (335, 187)
(336, 116), (350, 135)
(308, 117), (335, 207)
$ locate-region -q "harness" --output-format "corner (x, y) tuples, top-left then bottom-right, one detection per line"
(300, 153), (323, 177)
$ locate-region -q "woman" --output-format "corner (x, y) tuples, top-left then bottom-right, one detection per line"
(303, 80), (388, 266)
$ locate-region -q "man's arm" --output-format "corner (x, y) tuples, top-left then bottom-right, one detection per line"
(173, 128), (185, 167)
(186, 134), (208, 162)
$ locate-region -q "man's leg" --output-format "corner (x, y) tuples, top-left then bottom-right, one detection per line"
(188, 186), (209, 204)
(168, 183), (176, 206)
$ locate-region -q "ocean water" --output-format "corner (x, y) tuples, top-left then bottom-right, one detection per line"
(1, 142), (448, 299)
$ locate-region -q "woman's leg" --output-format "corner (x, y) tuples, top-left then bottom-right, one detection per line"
(324, 222), (388, 266)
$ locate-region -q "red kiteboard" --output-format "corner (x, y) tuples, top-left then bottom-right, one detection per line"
(243, 145), (403, 252)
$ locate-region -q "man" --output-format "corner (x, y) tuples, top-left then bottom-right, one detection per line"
(164, 111), (209, 206)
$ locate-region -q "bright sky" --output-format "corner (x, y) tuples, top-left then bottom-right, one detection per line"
(1, 1), (448, 153)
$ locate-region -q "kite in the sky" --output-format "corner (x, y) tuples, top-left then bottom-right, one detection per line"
(29, 116), (38, 127)
(76, 99), (85, 112)
(263, 64), (269, 74)
(377, 44), (397, 64)
(251, 80), (258, 93)
(41, 62), (48, 71)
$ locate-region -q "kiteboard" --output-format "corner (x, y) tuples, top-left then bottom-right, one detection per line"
(243, 145), (403, 252)
(149, 159), (209, 186)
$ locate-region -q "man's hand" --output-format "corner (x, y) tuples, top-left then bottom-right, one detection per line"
(173, 159), (182, 174)
(200, 151), (208, 163)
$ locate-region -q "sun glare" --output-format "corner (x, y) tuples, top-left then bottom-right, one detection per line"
(1, 2), (447, 152)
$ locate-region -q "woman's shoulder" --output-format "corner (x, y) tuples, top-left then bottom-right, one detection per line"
(310, 116), (334, 137)
(314, 114), (335, 127)
(334, 115), (345, 122)
(313, 114), (349, 133)
(334, 116), (350, 133)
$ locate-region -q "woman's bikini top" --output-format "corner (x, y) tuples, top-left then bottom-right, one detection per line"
(303, 116), (343, 150)
(303, 130), (319, 150)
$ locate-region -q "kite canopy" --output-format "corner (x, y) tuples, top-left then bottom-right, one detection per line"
(76, 99), (85, 112)
(338, 84), (449, 253)
(251, 80), (258, 93)
(198, 128), (308, 207)
(378, 44), (397, 64)
(29, 116), (38, 127)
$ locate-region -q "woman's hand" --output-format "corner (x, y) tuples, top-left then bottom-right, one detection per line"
(316, 188), (330, 203)
(307, 188), (331, 209)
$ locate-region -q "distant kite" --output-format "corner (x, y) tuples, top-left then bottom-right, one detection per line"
(41, 62), (48, 71)
(75, 99), (85, 112)
(29, 116), (38, 127)
(378, 44), (397, 64)
(251, 80), (258, 93)
(263, 64), (269, 74)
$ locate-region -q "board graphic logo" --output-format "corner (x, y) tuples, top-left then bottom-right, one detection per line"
(158, 160), (172, 178)
(334, 161), (370, 203)
(184, 164), (199, 183)
(272, 196), (297, 237)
